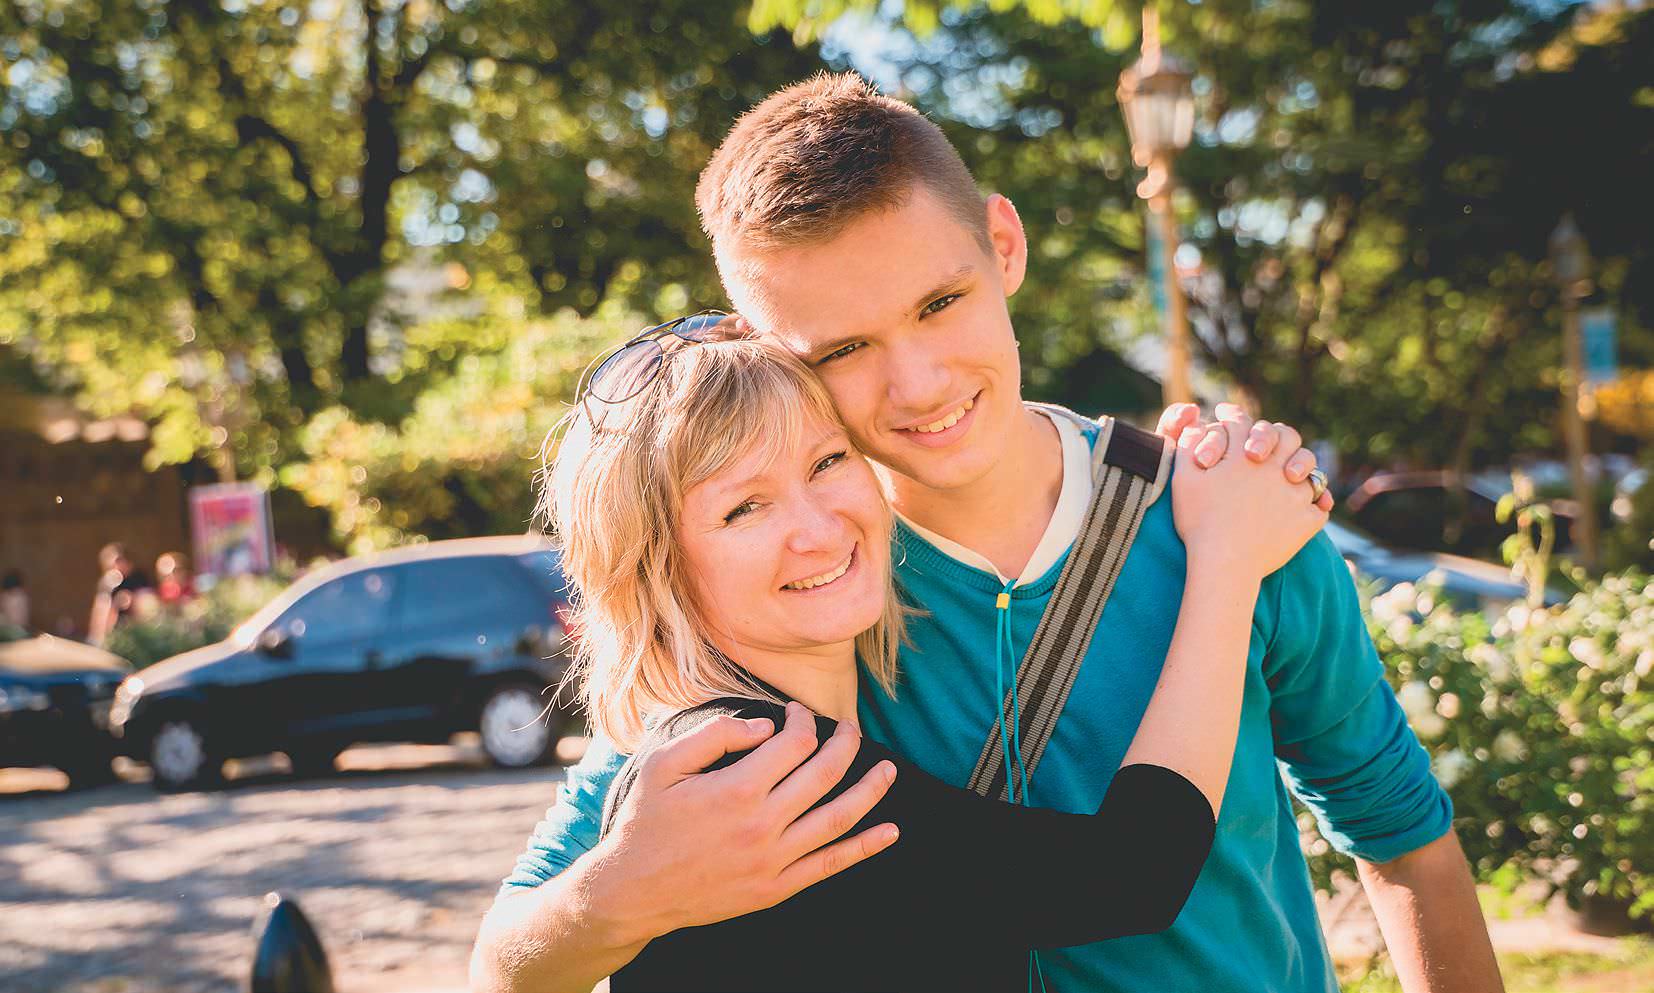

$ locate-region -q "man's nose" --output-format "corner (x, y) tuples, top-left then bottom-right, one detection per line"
(881, 335), (952, 413)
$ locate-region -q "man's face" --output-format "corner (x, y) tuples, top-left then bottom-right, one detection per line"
(721, 187), (1029, 495)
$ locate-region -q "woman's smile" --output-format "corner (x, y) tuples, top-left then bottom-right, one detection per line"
(782, 545), (859, 592)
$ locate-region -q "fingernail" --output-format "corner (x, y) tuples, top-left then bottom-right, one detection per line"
(1196, 451), (1214, 468)
(883, 824), (900, 844)
(883, 761), (896, 785)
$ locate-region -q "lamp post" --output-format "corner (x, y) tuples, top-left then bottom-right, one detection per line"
(1549, 212), (1599, 571)
(1117, 7), (1196, 405)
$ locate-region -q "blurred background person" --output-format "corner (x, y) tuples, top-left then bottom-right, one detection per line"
(0, 570), (28, 630)
(155, 552), (195, 608)
(87, 543), (153, 645)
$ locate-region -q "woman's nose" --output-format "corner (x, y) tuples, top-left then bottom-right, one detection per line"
(784, 497), (850, 554)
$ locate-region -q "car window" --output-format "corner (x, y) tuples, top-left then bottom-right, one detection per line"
(276, 570), (396, 643)
(1358, 488), (1449, 550)
(392, 557), (527, 628)
(514, 550), (569, 602)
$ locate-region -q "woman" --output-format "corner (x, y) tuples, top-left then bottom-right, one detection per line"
(541, 317), (1329, 992)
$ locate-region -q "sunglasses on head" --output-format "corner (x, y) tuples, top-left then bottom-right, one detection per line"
(576, 310), (734, 424)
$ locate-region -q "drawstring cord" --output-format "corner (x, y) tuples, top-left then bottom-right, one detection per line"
(995, 582), (1047, 993)
(993, 583), (1031, 804)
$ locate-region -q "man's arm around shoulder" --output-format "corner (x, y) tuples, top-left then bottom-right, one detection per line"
(473, 848), (653, 993)
(470, 703), (899, 993)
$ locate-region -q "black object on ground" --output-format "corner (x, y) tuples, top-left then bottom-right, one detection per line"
(249, 892), (335, 993)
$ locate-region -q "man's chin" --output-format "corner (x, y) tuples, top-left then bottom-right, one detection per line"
(876, 444), (1000, 497)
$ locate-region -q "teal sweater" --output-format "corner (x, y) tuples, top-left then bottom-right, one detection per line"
(502, 421), (1452, 992)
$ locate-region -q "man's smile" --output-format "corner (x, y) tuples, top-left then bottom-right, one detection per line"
(895, 392), (981, 447)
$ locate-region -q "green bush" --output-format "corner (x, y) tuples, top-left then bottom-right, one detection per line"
(1604, 450), (1654, 573)
(1303, 570), (1654, 920)
(102, 568), (297, 670)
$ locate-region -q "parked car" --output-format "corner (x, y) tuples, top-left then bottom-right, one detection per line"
(1324, 519), (1561, 610)
(1343, 470), (1578, 561)
(109, 535), (576, 791)
(0, 623), (131, 788)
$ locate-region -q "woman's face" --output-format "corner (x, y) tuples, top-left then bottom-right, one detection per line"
(678, 416), (891, 661)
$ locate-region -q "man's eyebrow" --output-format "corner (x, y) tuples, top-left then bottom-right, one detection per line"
(909, 264), (975, 314)
(805, 265), (976, 362)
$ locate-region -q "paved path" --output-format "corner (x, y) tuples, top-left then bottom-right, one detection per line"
(0, 741), (582, 993)
(1, 740), (1637, 993)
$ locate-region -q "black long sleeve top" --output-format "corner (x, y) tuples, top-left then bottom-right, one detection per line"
(599, 695), (1218, 992)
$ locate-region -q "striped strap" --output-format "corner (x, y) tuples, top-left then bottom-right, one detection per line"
(966, 409), (1173, 802)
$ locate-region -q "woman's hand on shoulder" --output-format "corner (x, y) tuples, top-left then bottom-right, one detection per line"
(1171, 411), (1330, 584)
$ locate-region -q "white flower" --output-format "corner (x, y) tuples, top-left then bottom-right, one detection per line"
(1370, 583), (1416, 624)
(1569, 637), (1605, 671)
(1397, 681), (1436, 722)
(1433, 748), (1472, 790)
(1493, 730), (1528, 763)
(1412, 712), (1448, 740)
(1637, 649), (1653, 679)
(1436, 693), (1462, 720)
(1507, 604), (1532, 631)
(1469, 643), (1513, 682)
(1387, 617), (1416, 641)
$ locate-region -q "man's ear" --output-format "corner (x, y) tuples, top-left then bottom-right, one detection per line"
(984, 194), (1028, 298)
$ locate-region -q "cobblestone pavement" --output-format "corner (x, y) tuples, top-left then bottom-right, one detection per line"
(0, 740), (582, 993)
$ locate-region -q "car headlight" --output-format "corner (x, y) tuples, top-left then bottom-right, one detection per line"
(0, 682), (52, 714)
(109, 677), (145, 728)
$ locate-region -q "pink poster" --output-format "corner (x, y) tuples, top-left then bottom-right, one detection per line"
(188, 483), (274, 578)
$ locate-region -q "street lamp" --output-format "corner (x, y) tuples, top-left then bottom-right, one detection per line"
(1549, 212), (1599, 570)
(1118, 8), (1196, 404)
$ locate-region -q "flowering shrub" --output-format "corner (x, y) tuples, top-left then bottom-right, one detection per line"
(1302, 570), (1654, 919)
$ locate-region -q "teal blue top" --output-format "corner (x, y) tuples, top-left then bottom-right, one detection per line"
(500, 419), (1452, 992)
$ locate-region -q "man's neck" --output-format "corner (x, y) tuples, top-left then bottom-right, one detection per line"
(887, 405), (1064, 581)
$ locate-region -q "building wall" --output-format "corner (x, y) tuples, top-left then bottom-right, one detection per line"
(0, 431), (188, 638)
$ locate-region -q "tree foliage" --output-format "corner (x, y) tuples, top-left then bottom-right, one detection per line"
(800, 0), (1652, 470)
(1, 0), (819, 481)
(4, 0), (1650, 550)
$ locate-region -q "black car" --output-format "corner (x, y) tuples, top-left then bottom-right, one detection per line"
(1343, 470), (1578, 561)
(109, 535), (576, 791)
(0, 623), (131, 788)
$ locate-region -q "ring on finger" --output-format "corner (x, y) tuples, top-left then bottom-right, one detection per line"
(1307, 467), (1329, 504)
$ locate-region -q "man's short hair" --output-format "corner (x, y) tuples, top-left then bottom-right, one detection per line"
(694, 72), (987, 258)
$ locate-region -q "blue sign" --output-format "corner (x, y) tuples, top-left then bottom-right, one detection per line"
(1582, 307), (1618, 385)
(1144, 215), (1168, 319)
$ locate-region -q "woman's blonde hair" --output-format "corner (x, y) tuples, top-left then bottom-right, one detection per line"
(540, 333), (904, 751)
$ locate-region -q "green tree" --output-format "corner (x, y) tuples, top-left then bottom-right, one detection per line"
(782, 0), (1652, 471)
(1, 0), (820, 480)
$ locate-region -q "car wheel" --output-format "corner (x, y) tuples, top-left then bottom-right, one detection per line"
(149, 717), (222, 791)
(478, 684), (558, 768)
(286, 746), (342, 779)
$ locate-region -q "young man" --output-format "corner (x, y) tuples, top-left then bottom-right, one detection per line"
(473, 74), (1502, 993)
